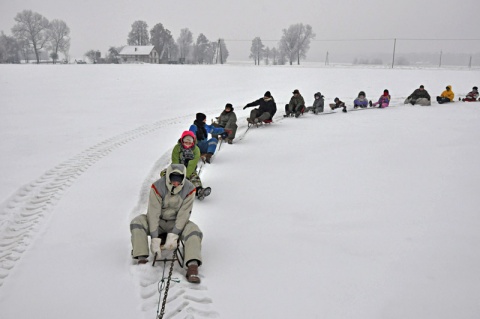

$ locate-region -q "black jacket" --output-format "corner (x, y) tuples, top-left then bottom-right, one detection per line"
(245, 97), (277, 119)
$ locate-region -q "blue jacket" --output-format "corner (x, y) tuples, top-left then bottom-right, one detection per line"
(189, 123), (224, 141)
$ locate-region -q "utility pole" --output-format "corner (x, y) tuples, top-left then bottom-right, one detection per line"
(391, 38), (396, 69)
(325, 51), (329, 66)
(439, 50), (442, 68)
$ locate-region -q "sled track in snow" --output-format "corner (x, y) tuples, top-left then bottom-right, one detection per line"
(0, 114), (195, 288)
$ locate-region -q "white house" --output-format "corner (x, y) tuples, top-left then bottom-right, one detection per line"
(118, 46), (159, 64)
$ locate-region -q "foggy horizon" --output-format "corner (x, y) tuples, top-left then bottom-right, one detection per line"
(1, 0), (479, 63)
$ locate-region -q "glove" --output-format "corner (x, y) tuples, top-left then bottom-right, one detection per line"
(220, 132), (228, 139)
(164, 233), (179, 250)
(150, 237), (162, 256)
(243, 105), (248, 110)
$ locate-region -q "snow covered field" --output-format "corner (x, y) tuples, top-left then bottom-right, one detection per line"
(1, 63), (480, 319)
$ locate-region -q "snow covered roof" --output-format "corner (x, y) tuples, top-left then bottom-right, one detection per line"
(119, 46), (155, 56)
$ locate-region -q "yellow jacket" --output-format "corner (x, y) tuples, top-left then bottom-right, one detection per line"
(440, 85), (455, 101)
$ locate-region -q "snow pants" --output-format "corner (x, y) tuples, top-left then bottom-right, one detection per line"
(250, 109), (271, 122)
(436, 96), (451, 104)
(130, 214), (203, 265)
(285, 104), (304, 115)
(197, 138), (218, 155)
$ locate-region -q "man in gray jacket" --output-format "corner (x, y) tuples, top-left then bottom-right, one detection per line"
(130, 164), (202, 283)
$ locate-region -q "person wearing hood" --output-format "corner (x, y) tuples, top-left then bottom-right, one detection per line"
(189, 113), (226, 163)
(130, 163), (203, 283)
(354, 91), (369, 108)
(371, 89), (391, 108)
(405, 85), (431, 106)
(284, 89), (306, 118)
(460, 86), (478, 102)
(243, 91), (277, 124)
(212, 103), (237, 144)
(160, 131), (211, 200)
(306, 92), (325, 114)
(436, 85), (454, 104)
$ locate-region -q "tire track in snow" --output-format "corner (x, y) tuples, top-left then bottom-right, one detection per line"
(0, 114), (195, 288)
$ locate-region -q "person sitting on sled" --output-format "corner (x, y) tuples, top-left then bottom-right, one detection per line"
(354, 91), (369, 108)
(306, 92), (325, 114)
(436, 85), (454, 104)
(460, 86), (478, 102)
(329, 97), (347, 113)
(243, 91), (277, 124)
(160, 131), (211, 200)
(371, 89), (391, 108)
(130, 163), (203, 283)
(212, 103), (237, 144)
(189, 113), (226, 163)
(405, 85), (431, 106)
(284, 89), (306, 118)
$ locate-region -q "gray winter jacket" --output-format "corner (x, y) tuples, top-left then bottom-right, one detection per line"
(217, 110), (237, 129)
(147, 164), (196, 238)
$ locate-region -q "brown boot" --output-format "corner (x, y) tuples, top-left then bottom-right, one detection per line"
(186, 264), (201, 283)
(227, 139), (233, 144)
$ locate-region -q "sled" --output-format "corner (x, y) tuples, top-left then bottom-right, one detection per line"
(152, 235), (185, 268)
(247, 119), (273, 128)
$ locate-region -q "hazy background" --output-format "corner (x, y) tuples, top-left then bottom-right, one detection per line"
(1, 0), (480, 63)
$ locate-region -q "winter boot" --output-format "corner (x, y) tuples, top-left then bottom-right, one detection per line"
(197, 187), (211, 200)
(369, 100), (373, 107)
(137, 256), (148, 265)
(205, 153), (213, 164)
(186, 264), (201, 283)
(227, 139), (233, 144)
(247, 118), (253, 124)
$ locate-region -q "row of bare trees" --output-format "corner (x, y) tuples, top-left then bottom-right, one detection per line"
(0, 10), (70, 64)
(250, 23), (315, 65)
(126, 21), (229, 64)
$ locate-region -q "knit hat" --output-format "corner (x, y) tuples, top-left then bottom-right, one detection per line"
(264, 91), (272, 98)
(473, 86), (478, 90)
(420, 85), (424, 88)
(292, 89), (300, 94)
(384, 89), (389, 93)
(225, 103), (233, 110)
(196, 113), (206, 122)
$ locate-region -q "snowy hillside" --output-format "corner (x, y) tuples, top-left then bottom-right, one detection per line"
(1, 64), (479, 319)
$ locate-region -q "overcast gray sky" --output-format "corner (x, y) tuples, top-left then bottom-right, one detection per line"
(1, 0), (479, 61)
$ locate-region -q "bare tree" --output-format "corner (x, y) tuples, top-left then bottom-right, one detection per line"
(127, 20), (149, 45)
(84, 50), (100, 63)
(194, 33), (210, 64)
(150, 23), (173, 63)
(0, 32), (21, 63)
(271, 47), (278, 65)
(249, 37), (264, 65)
(47, 19), (70, 64)
(177, 28), (193, 63)
(279, 23), (315, 65)
(107, 46), (123, 63)
(264, 47), (271, 65)
(12, 10), (50, 64)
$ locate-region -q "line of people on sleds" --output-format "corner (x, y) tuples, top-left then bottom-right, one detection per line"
(259, 85), (480, 120)
(129, 105), (242, 283)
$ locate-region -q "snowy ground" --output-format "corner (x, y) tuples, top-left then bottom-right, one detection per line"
(1, 63), (480, 319)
